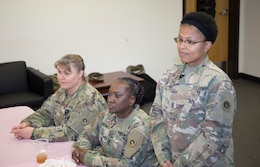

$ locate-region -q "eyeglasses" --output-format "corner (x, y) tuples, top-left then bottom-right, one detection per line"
(174, 37), (206, 46)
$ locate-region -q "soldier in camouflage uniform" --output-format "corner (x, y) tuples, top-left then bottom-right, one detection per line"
(72, 77), (159, 166)
(10, 54), (107, 142)
(150, 12), (237, 167)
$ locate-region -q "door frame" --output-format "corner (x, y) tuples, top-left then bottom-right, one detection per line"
(183, 0), (240, 79)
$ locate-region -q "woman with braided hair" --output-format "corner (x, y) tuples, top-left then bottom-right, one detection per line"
(72, 77), (159, 166)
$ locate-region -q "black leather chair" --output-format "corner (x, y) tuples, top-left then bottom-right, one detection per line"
(0, 61), (53, 110)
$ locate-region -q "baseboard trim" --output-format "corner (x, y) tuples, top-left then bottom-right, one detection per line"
(239, 73), (260, 84)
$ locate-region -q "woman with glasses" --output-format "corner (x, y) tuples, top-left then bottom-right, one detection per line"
(150, 12), (236, 167)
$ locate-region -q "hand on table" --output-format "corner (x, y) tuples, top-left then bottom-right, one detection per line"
(72, 146), (88, 165)
(11, 122), (29, 131)
(10, 123), (33, 139)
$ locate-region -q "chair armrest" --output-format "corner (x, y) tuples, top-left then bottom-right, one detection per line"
(27, 67), (53, 99)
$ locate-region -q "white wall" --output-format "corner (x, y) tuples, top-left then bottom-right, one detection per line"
(239, 0), (260, 78)
(0, 0), (182, 81)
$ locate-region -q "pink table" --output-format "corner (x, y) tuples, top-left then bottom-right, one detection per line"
(0, 106), (83, 167)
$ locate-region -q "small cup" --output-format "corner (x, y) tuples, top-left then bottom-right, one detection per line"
(33, 138), (49, 164)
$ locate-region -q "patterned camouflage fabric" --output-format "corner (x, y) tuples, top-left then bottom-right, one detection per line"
(150, 57), (236, 167)
(73, 105), (159, 167)
(21, 82), (107, 142)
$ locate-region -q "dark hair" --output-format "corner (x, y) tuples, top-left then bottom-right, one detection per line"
(181, 11), (218, 44)
(117, 77), (144, 105)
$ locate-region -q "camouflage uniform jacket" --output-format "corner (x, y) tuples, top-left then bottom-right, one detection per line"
(150, 57), (236, 167)
(21, 82), (107, 142)
(73, 105), (159, 167)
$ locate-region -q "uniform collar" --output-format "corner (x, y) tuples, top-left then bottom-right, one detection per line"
(176, 56), (211, 84)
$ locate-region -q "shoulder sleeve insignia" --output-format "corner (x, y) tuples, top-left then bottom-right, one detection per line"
(124, 129), (145, 158)
(222, 100), (231, 111)
(128, 138), (137, 148)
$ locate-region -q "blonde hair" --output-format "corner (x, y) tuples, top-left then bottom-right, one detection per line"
(55, 54), (86, 81)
